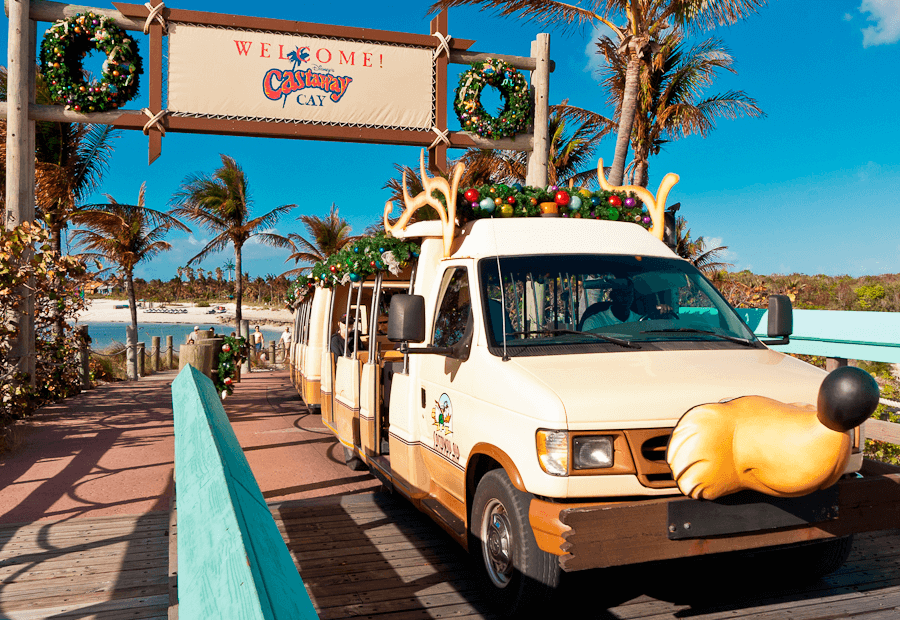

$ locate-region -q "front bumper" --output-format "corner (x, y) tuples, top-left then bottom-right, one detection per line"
(529, 459), (900, 572)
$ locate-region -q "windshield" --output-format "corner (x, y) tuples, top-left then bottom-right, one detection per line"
(479, 254), (759, 356)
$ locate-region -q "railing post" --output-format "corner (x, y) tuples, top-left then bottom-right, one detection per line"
(137, 342), (145, 376)
(240, 320), (250, 374)
(126, 325), (138, 380)
(826, 357), (848, 372)
(166, 335), (173, 370)
(151, 336), (160, 372)
(269, 340), (276, 365)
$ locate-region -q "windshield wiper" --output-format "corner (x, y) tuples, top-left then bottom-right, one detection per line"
(507, 329), (640, 349)
(639, 328), (754, 346)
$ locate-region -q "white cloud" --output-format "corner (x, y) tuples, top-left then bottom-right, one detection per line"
(705, 236), (737, 262)
(187, 234), (206, 246)
(844, 13), (854, 21)
(856, 160), (883, 182)
(859, 0), (900, 47)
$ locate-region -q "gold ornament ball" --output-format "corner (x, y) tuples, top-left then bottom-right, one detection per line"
(494, 197), (502, 206)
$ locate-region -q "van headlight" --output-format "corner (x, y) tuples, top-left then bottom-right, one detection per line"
(573, 436), (614, 469)
(536, 430), (568, 476)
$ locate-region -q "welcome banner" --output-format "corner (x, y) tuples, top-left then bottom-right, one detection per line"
(167, 24), (435, 130)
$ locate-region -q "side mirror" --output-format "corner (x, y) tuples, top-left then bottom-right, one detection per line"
(387, 294), (426, 343)
(761, 294), (792, 345)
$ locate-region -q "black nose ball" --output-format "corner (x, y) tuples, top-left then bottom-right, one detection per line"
(817, 366), (881, 432)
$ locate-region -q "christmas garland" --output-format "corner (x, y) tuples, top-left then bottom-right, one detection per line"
(454, 59), (531, 140)
(456, 183), (649, 224)
(40, 12), (143, 113)
(215, 335), (246, 399)
(285, 233), (420, 305)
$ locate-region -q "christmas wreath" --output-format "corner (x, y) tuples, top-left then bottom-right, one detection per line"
(40, 12), (143, 113)
(454, 59), (531, 140)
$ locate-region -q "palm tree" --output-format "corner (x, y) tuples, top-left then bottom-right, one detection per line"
(223, 258), (235, 282)
(597, 32), (763, 187)
(71, 183), (189, 379)
(170, 154), (296, 330)
(283, 203), (357, 276)
(429, 0), (767, 185)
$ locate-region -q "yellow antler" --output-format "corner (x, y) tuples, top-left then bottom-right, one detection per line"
(383, 150), (464, 257)
(597, 159), (679, 241)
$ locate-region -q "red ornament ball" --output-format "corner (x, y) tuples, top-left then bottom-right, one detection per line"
(464, 188), (479, 202)
(224, 377), (233, 386)
(554, 190), (570, 206)
(222, 344), (231, 353)
(608, 195), (622, 207)
(507, 196), (516, 205)
(329, 265), (336, 273)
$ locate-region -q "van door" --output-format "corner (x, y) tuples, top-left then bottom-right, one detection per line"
(418, 265), (476, 525)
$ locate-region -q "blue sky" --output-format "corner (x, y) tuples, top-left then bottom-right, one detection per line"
(3, 0), (899, 280)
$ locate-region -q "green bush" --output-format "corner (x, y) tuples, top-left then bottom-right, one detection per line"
(855, 284), (885, 310)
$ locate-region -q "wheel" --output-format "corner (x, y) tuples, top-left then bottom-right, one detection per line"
(471, 469), (560, 615)
(343, 445), (367, 471)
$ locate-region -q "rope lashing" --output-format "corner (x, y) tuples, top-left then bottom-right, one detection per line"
(141, 108), (169, 136)
(432, 31), (452, 61)
(142, 1), (167, 34)
(428, 126), (451, 150)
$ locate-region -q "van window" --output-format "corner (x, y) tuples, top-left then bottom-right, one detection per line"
(433, 267), (471, 348)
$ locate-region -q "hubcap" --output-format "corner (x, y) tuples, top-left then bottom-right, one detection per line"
(481, 498), (513, 587)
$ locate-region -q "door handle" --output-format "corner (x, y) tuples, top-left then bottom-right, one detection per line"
(421, 387), (426, 409)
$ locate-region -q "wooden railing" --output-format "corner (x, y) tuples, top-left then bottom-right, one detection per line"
(171, 365), (318, 619)
(736, 308), (900, 444)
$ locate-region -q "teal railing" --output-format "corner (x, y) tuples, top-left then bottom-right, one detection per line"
(171, 365), (318, 620)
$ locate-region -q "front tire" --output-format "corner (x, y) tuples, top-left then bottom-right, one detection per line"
(471, 469), (560, 615)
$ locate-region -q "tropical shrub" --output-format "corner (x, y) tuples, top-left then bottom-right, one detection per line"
(0, 222), (91, 431)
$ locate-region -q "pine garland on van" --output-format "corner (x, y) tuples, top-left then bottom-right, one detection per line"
(285, 233), (420, 305)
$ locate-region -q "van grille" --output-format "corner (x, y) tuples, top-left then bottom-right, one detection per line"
(624, 429), (676, 488)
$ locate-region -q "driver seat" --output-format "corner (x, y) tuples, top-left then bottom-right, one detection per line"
(577, 301), (612, 331)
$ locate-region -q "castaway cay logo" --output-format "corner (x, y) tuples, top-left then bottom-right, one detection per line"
(261, 45), (353, 108)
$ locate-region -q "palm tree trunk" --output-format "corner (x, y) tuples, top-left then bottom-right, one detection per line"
(234, 245), (243, 332)
(608, 50), (641, 187)
(125, 270), (138, 380)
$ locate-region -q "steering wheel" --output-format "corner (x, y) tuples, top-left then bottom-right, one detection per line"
(639, 306), (679, 321)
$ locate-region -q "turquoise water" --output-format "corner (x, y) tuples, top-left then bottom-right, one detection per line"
(79, 322), (284, 351)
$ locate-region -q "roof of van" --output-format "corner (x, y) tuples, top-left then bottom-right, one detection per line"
(449, 217), (677, 260)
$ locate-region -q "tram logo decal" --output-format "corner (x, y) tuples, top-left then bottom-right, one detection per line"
(432, 393), (459, 462)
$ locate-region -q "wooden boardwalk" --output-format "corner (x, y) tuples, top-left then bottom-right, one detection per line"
(0, 489), (898, 619)
(0, 510), (171, 620)
(274, 492), (900, 620)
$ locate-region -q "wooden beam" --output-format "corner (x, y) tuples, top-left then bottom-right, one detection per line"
(428, 10), (448, 174)
(147, 0), (163, 164)
(866, 419), (900, 445)
(525, 33), (550, 187)
(5, 0), (143, 30)
(449, 49), (555, 73)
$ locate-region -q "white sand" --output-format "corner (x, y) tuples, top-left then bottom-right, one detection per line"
(76, 298), (294, 327)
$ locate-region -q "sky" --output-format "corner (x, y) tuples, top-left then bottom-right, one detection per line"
(2, 0), (899, 281)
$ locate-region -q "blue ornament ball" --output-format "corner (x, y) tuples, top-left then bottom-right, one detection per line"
(512, 182), (523, 191)
(569, 195), (582, 210)
(479, 197), (496, 213)
(590, 196), (601, 207)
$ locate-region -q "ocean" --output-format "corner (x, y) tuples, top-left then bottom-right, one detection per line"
(78, 322), (285, 351)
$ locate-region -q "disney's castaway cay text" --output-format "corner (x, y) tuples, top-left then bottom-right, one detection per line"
(234, 39), (385, 105)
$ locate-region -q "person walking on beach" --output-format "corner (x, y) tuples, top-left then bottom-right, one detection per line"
(280, 326), (292, 360)
(187, 326), (201, 344)
(252, 325), (264, 357)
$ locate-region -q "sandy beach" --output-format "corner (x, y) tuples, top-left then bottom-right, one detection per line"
(76, 298), (294, 327)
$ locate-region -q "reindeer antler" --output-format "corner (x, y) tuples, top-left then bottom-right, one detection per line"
(383, 150), (464, 258)
(597, 159), (679, 242)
